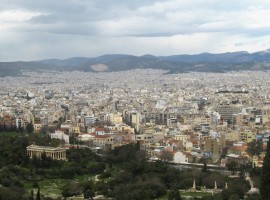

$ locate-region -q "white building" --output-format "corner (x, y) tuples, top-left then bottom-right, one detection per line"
(49, 130), (69, 144)
(173, 151), (189, 163)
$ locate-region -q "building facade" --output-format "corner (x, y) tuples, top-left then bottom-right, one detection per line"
(26, 144), (66, 160)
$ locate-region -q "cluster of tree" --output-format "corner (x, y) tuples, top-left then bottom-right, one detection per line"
(0, 132), (107, 199)
(0, 124), (17, 132)
(0, 164), (32, 199)
(39, 125), (57, 134)
(0, 135), (29, 167)
(62, 180), (98, 199)
(197, 178), (251, 200)
(0, 187), (28, 200)
(30, 153), (64, 169)
(225, 160), (252, 178)
(105, 142), (144, 164)
(67, 148), (102, 164)
(110, 175), (167, 200)
(27, 132), (64, 147)
(0, 122), (35, 134)
(93, 143), (251, 200)
(58, 144), (172, 199)
(219, 178), (250, 199)
(26, 149), (104, 179)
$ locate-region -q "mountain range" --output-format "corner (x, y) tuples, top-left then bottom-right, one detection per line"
(1, 49), (270, 76)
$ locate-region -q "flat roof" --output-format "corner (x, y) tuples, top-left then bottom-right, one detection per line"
(27, 144), (66, 151)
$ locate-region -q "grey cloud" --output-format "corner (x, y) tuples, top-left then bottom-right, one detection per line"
(1, 0), (270, 61)
(0, 0), (255, 37)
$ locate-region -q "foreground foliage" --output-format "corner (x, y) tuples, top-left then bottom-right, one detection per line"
(0, 132), (252, 200)
(260, 138), (270, 200)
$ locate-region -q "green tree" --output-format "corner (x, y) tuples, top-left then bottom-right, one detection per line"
(50, 138), (61, 147)
(168, 189), (182, 200)
(26, 122), (34, 134)
(82, 180), (95, 199)
(36, 188), (41, 200)
(201, 172), (225, 189)
(0, 187), (27, 200)
(84, 189), (95, 199)
(62, 182), (82, 198)
(229, 194), (240, 200)
(247, 139), (263, 156)
(18, 124), (24, 134)
(226, 160), (238, 174)
(30, 189), (34, 200)
(246, 193), (261, 200)
(160, 150), (173, 162)
(260, 138), (270, 200)
(202, 160), (208, 173)
(32, 180), (39, 188)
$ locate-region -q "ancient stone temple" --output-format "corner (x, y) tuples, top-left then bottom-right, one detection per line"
(26, 144), (67, 160)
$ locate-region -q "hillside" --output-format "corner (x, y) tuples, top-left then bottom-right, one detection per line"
(1, 49), (270, 76)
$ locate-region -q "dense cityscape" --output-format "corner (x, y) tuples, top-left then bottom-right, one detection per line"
(1, 69), (270, 199)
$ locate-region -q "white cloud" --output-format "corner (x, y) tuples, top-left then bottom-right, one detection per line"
(0, 10), (44, 23)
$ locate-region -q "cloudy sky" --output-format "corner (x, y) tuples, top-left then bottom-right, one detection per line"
(1, 0), (270, 61)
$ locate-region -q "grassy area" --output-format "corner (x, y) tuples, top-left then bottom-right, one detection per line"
(0, 131), (19, 137)
(24, 174), (95, 198)
(157, 191), (169, 200)
(24, 179), (66, 196)
(158, 191), (213, 199)
(181, 191), (213, 198)
(23, 181), (34, 190)
(111, 162), (126, 169)
(39, 179), (66, 196)
(74, 174), (95, 182)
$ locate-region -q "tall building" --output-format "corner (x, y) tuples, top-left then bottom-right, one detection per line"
(215, 104), (242, 123)
(16, 117), (28, 129)
(84, 115), (96, 126)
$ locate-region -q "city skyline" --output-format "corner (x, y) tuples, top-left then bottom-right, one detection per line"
(1, 0), (270, 61)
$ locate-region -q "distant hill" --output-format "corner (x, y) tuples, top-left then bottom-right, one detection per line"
(1, 49), (270, 76)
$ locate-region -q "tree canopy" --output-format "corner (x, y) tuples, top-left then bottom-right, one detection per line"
(247, 139), (263, 156)
(260, 138), (270, 200)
